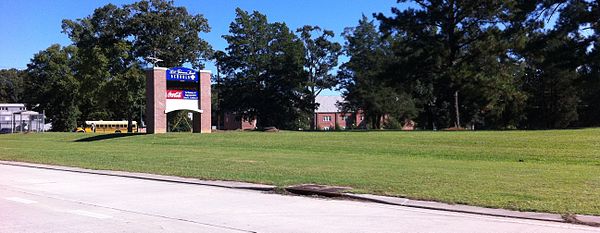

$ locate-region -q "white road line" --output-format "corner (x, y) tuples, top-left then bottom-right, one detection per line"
(67, 210), (112, 219)
(4, 197), (37, 204)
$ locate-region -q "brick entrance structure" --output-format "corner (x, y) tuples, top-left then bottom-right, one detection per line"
(145, 67), (211, 134)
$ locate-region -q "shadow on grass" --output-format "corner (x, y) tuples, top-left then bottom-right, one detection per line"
(74, 133), (145, 142)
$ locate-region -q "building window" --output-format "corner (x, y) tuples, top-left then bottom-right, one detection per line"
(323, 126), (331, 130)
(360, 116), (364, 121)
(323, 116), (331, 122)
(342, 115), (349, 121)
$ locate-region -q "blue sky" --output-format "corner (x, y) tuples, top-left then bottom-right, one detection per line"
(0, 0), (403, 95)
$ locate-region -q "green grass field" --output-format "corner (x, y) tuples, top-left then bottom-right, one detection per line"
(1, 129), (599, 215)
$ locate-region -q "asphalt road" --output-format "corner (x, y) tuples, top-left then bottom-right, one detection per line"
(1, 164), (598, 233)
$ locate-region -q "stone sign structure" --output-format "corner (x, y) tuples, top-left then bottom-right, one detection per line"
(145, 67), (211, 133)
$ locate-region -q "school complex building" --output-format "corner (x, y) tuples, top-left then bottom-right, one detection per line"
(221, 96), (367, 130)
(222, 113), (257, 130)
(0, 103), (47, 133)
(313, 96), (366, 130)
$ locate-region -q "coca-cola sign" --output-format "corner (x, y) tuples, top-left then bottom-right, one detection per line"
(166, 90), (199, 100)
(166, 90), (183, 99)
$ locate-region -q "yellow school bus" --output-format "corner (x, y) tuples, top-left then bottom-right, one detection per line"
(84, 121), (138, 133)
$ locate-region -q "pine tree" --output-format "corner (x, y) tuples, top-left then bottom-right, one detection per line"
(220, 9), (309, 129)
(339, 16), (418, 129)
(297, 25), (342, 130)
(376, 0), (529, 129)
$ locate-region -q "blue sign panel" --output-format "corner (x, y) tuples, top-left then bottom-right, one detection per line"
(166, 67), (199, 83)
(183, 90), (199, 100)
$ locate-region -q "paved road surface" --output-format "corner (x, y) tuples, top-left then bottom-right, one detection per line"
(1, 164), (598, 233)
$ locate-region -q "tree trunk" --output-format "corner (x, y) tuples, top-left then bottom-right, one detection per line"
(311, 97), (316, 131)
(127, 112), (133, 133)
(371, 116), (377, 130)
(454, 90), (461, 128)
(427, 105), (434, 130)
(310, 85), (316, 131)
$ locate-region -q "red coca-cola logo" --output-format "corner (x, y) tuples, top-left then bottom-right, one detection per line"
(166, 90), (183, 99)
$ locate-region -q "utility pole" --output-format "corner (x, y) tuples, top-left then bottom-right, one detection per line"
(216, 64), (221, 130)
(139, 98), (143, 132)
(214, 50), (226, 130)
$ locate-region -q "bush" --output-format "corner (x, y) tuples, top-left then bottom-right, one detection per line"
(383, 117), (403, 129)
(335, 122), (342, 131)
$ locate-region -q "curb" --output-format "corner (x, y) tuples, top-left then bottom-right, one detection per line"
(0, 161), (276, 191)
(285, 185), (600, 227)
(345, 194), (600, 226)
(2, 161), (599, 227)
(344, 193), (564, 222)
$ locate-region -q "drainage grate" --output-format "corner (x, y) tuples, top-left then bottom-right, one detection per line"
(285, 184), (352, 197)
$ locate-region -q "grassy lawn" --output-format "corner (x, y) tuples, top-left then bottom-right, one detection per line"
(1, 129), (600, 215)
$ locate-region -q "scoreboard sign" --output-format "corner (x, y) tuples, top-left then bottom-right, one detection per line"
(164, 67), (201, 114)
(166, 67), (199, 83)
(146, 64), (212, 133)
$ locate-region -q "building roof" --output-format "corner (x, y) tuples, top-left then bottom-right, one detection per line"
(12, 111), (39, 115)
(0, 103), (25, 107)
(315, 95), (344, 113)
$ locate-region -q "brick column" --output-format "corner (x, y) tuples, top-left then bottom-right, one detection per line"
(193, 70), (212, 133)
(145, 67), (167, 134)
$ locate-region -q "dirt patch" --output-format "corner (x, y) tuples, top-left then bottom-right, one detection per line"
(228, 159), (259, 164)
(564, 214), (600, 227)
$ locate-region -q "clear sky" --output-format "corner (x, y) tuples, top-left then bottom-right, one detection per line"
(0, 0), (403, 95)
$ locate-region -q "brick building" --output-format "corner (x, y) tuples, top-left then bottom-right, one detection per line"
(220, 96), (376, 131)
(222, 113), (257, 130)
(314, 96), (366, 130)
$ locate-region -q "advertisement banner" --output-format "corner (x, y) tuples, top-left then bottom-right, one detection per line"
(183, 90), (199, 100)
(166, 90), (183, 99)
(166, 67), (199, 83)
(166, 90), (199, 100)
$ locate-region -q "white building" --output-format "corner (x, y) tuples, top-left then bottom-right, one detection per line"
(0, 103), (47, 133)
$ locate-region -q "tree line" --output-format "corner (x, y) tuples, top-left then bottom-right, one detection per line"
(0, 0), (598, 131)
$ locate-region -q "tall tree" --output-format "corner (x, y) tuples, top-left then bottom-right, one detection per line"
(25, 45), (80, 131)
(520, 0), (596, 128)
(127, 0), (212, 69)
(560, 0), (600, 126)
(339, 16), (418, 129)
(376, 0), (529, 129)
(62, 0), (212, 131)
(63, 3), (143, 132)
(220, 8), (309, 129)
(62, 3), (134, 128)
(297, 25), (342, 130)
(0, 69), (25, 103)
(522, 33), (582, 128)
